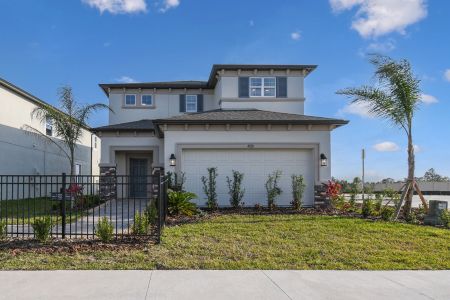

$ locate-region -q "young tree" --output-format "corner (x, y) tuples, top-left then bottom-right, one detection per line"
(24, 86), (110, 176)
(337, 55), (422, 217)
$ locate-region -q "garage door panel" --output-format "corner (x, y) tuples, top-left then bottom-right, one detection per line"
(182, 148), (314, 207)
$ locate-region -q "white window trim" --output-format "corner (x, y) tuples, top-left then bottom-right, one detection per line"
(141, 94), (153, 106)
(125, 94), (137, 106)
(249, 77), (276, 98)
(185, 95), (198, 113)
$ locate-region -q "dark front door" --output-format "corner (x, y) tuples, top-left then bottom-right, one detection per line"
(129, 158), (148, 198)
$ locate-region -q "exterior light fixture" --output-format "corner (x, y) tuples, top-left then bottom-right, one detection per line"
(320, 153), (328, 167)
(169, 154), (176, 166)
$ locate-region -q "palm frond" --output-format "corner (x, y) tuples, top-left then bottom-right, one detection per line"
(21, 125), (71, 164)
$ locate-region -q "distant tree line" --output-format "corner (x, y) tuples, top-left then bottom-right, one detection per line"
(334, 168), (450, 193)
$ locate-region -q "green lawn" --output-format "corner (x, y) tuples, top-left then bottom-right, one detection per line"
(0, 196), (103, 224)
(0, 214), (449, 270)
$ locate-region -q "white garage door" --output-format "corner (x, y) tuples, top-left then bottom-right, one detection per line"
(182, 148), (314, 207)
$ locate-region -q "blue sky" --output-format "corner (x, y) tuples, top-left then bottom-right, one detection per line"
(0, 0), (449, 181)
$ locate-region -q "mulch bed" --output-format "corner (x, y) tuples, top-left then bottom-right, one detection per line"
(0, 236), (157, 255)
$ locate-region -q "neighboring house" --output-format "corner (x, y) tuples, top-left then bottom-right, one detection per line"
(0, 77), (100, 176)
(94, 65), (348, 206)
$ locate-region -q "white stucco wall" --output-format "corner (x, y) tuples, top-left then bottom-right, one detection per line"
(163, 128), (332, 183)
(108, 89), (218, 125)
(99, 133), (164, 169)
(215, 71), (305, 115)
(0, 84), (99, 175)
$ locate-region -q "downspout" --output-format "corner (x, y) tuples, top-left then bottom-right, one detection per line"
(90, 132), (93, 176)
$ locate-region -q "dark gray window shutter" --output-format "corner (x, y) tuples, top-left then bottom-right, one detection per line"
(276, 77), (287, 98)
(197, 94), (204, 112)
(238, 77), (249, 98)
(179, 94), (186, 112)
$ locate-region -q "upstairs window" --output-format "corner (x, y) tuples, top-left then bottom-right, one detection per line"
(141, 95), (153, 106)
(125, 94), (136, 106)
(45, 117), (53, 136)
(186, 95), (198, 112)
(249, 77), (276, 97)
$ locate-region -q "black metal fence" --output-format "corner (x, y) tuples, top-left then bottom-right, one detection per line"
(0, 173), (167, 241)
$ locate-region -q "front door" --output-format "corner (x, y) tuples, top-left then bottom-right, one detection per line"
(129, 158), (148, 198)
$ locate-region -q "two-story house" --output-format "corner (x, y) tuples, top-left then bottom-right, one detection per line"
(94, 65), (348, 207)
(0, 77), (100, 176)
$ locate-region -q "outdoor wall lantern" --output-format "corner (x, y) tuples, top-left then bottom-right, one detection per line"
(320, 153), (328, 167)
(169, 154), (176, 166)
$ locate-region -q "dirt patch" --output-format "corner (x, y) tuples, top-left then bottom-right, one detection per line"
(0, 236), (156, 255)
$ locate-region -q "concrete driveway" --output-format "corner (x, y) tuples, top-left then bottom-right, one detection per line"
(0, 270), (448, 300)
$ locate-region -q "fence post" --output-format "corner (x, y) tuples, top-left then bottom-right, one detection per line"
(157, 173), (166, 244)
(61, 173), (67, 239)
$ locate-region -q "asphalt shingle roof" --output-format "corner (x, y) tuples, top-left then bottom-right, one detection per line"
(93, 120), (155, 132)
(153, 109), (348, 126)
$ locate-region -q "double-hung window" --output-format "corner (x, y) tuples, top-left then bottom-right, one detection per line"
(45, 117), (53, 136)
(141, 95), (153, 106)
(125, 94), (136, 106)
(185, 95), (198, 112)
(249, 77), (276, 97)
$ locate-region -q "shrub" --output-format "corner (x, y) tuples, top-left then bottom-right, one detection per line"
(405, 211), (418, 224)
(291, 174), (306, 210)
(166, 171), (186, 192)
(145, 201), (158, 225)
(265, 170), (282, 210)
(226, 170), (245, 208)
(325, 180), (342, 202)
(0, 220), (6, 240)
(32, 217), (52, 243)
(201, 167), (218, 209)
(168, 190), (197, 216)
(349, 194), (356, 210)
(362, 199), (374, 218)
(132, 212), (149, 235)
(380, 206), (395, 221)
(439, 210), (450, 228)
(374, 193), (383, 213)
(95, 217), (114, 242)
(254, 203), (263, 211)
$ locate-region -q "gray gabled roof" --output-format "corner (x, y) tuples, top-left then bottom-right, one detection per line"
(99, 64), (317, 96)
(92, 119), (155, 132)
(153, 109), (348, 126)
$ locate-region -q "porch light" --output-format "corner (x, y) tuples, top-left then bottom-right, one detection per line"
(320, 153), (328, 167)
(169, 154), (176, 166)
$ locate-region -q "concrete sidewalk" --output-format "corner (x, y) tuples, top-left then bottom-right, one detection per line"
(0, 270), (448, 300)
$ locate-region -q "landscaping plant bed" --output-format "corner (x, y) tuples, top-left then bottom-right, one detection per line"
(0, 236), (157, 255)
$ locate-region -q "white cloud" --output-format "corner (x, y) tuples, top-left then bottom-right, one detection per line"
(291, 31), (301, 41)
(366, 39), (396, 52)
(413, 145), (421, 153)
(116, 76), (136, 83)
(373, 141), (400, 152)
(338, 101), (373, 118)
(421, 93), (438, 104)
(83, 0), (147, 14)
(444, 69), (450, 82)
(330, 0), (427, 38)
(159, 0), (180, 12)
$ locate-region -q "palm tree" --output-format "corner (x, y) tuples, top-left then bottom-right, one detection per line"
(23, 86), (110, 177)
(337, 55), (422, 218)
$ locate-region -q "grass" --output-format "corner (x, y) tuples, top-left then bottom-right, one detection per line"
(0, 214), (449, 270)
(0, 195), (104, 225)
